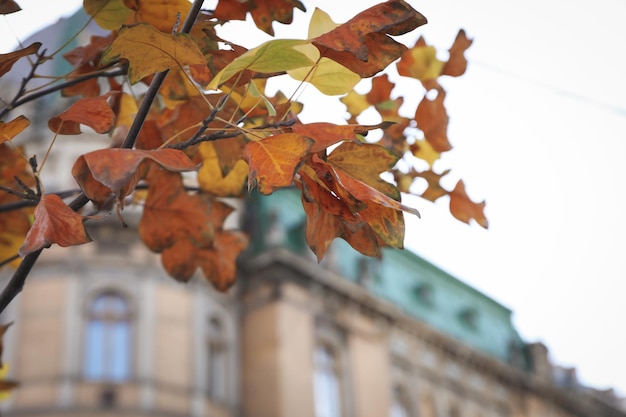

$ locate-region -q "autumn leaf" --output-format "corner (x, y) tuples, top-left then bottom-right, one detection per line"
(449, 180), (488, 228)
(124, 0), (191, 33)
(48, 93), (115, 134)
(411, 139), (441, 167)
(442, 29), (473, 77)
(214, 0), (305, 36)
(291, 121), (391, 153)
(101, 23), (207, 84)
(414, 168), (450, 202)
(311, 0), (426, 77)
(198, 142), (248, 197)
(396, 38), (444, 82)
(415, 86), (451, 152)
(72, 148), (197, 207)
(208, 39), (315, 89)
(19, 194), (92, 257)
(288, 57), (361, 96)
(83, 0), (130, 30)
(0, 42), (41, 77)
(140, 168), (214, 253)
(243, 133), (313, 194)
(140, 168), (248, 290)
(0, 115), (29, 144)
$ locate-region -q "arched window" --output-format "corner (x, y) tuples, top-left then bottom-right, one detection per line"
(390, 385), (412, 417)
(207, 316), (227, 401)
(314, 345), (342, 417)
(83, 291), (132, 381)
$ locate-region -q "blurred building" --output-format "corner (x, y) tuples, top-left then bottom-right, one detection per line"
(1, 8), (625, 417)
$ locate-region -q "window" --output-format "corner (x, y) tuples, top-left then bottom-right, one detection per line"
(314, 345), (342, 417)
(207, 316), (228, 401)
(83, 291), (132, 381)
(390, 385), (412, 417)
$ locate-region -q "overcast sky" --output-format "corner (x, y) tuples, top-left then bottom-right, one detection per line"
(2, 0), (625, 396)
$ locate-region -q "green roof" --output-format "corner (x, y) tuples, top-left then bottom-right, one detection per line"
(246, 188), (525, 364)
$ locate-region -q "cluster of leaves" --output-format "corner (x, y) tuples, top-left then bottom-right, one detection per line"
(0, 0), (486, 304)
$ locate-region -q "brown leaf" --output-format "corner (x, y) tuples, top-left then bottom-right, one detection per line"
(72, 148), (197, 207)
(214, 0), (306, 36)
(441, 29), (473, 77)
(291, 121), (392, 153)
(19, 194), (92, 257)
(414, 169), (450, 202)
(0, 42), (40, 77)
(140, 168), (248, 290)
(449, 180), (488, 228)
(48, 93), (115, 134)
(312, 0), (426, 77)
(415, 86), (452, 152)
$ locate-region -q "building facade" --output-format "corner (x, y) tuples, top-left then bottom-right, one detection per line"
(0, 189), (625, 417)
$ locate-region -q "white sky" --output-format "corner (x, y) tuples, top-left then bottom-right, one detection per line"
(2, 0), (625, 397)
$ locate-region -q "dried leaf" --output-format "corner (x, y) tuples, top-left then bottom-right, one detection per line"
(124, 0), (191, 33)
(48, 93), (115, 135)
(311, 0), (426, 77)
(72, 148), (197, 207)
(198, 142), (248, 197)
(0, 115), (29, 144)
(0, 42), (40, 77)
(415, 86), (451, 152)
(84, 0), (130, 30)
(0, 1), (20, 14)
(441, 29), (473, 77)
(19, 195), (92, 257)
(101, 23), (207, 84)
(214, 0), (305, 36)
(449, 180), (488, 228)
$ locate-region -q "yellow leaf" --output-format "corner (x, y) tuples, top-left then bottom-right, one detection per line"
(340, 91), (370, 118)
(412, 139), (440, 167)
(397, 45), (444, 82)
(288, 56), (361, 96)
(126, 0), (191, 33)
(101, 23), (206, 84)
(0, 232), (24, 268)
(208, 39), (315, 90)
(0, 115), (29, 144)
(307, 8), (339, 39)
(83, 0), (131, 30)
(198, 142), (248, 197)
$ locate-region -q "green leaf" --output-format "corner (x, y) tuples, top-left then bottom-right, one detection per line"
(208, 39), (316, 89)
(288, 57), (361, 95)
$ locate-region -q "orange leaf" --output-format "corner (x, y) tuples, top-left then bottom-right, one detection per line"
(214, 0), (306, 36)
(441, 29), (473, 77)
(0, 42), (40, 77)
(311, 0), (426, 77)
(48, 93), (115, 134)
(291, 121), (392, 153)
(243, 133), (313, 194)
(449, 180), (488, 228)
(0, 115), (30, 144)
(415, 86), (451, 152)
(140, 168), (214, 253)
(19, 195), (92, 257)
(414, 169), (450, 202)
(140, 168), (248, 290)
(72, 148), (197, 207)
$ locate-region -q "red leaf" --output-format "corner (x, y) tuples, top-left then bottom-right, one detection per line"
(19, 195), (92, 257)
(72, 148), (197, 207)
(48, 93), (115, 134)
